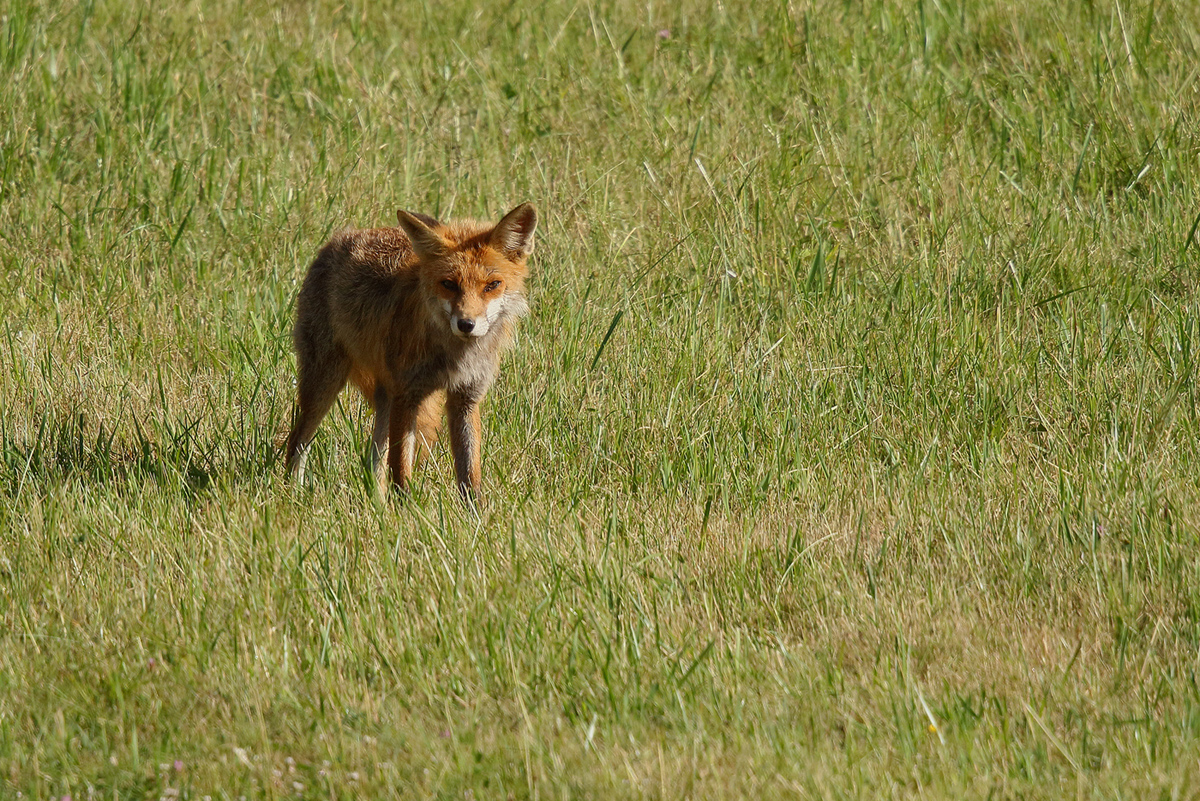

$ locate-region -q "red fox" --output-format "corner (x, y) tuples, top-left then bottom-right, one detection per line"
(284, 203), (537, 504)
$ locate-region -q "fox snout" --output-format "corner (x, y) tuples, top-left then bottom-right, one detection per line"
(435, 281), (507, 339)
(450, 310), (489, 338)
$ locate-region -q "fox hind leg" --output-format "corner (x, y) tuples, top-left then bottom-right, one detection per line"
(285, 341), (351, 484)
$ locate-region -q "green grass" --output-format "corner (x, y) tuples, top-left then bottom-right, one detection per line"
(2, 0), (1200, 796)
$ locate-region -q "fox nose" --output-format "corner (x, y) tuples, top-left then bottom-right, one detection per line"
(456, 318), (475, 334)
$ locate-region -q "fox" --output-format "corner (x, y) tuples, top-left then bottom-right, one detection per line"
(284, 202), (537, 505)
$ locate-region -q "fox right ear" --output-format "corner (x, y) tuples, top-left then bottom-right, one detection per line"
(397, 210), (447, 259)
(490, 202), (538, 259)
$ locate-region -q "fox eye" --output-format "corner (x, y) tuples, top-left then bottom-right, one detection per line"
(440, 279), (459, 292)
(485, 280), (502, 293)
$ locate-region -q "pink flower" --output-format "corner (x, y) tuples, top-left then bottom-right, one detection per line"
(657, 29), (671, 39)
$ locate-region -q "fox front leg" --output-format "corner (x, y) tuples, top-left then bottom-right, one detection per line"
(367, 385), (392, 499)
(446, 392), (484, 506)
(387, 395), (423, 495)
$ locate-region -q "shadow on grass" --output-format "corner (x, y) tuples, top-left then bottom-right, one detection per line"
(0, 407), (283, 499)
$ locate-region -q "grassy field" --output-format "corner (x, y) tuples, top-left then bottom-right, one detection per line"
(2, 0), (1200, 796)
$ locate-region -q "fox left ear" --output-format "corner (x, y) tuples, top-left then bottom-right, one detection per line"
(490, 203), (538, 259)
(397, 209), (448, 259)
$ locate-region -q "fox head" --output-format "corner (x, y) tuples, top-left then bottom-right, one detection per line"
(396, 203), (536, 340)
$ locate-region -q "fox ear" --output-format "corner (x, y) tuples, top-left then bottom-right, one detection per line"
(397, 210), (447, 259)
(407, 211), (442, 229)
(490, 202), (537, 259)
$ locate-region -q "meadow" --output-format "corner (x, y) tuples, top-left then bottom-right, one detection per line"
(2, 0), (1200, 797)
